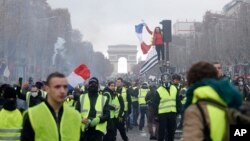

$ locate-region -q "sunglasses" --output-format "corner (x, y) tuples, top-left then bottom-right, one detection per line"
(54, 85), (68, 89)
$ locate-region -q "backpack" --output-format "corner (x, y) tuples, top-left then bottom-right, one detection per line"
(196, 100), (250, 141)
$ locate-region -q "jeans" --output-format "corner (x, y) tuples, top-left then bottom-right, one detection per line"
(148, 107), (159, 137)
(155, 44), (165, 61)
(139, 105), (148, 130)
(132, 101), (139, 126)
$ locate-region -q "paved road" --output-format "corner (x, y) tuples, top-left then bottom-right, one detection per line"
(116, 127), (182, 141)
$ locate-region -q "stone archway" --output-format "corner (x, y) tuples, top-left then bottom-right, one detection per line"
(107, 45), (137, 74)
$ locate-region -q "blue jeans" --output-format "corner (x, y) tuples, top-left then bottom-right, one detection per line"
(139, 105), (148, 130)
(132, 101), (139, 126)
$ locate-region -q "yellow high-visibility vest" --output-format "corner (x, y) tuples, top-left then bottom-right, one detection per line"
(192, 86), (227, 141)
(79, 94), (107, 134)
(0, 109), (22, 141)
(110, 95), (121, 118)
(138, 88), (149, 105)
(180, 87), (187, 105)
(120, 87), (128, 111)
(157, 85), (177, 114)
(28, 102), (81, 141)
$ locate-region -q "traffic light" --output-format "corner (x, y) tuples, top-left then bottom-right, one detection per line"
(160, 20), (172, 43)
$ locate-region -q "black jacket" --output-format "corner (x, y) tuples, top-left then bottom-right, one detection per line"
(130, 86), (139, 100)
(17, 90), (44, 108)
(145, 86), (157, 107)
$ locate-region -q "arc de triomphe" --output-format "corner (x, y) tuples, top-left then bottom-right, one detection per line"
(107, 45), (137, 74)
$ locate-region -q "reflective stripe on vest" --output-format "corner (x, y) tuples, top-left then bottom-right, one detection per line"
(157, 85), (177, 114)
(41, 91), (47, 99)
(138, 88), (149, 105)
(0, 136), (20, 140)
(80, 94), (107, 134)
(26, 92), (31, 108)
(103, 92), (112, 106)
(103, 92), (113, 118)
(180, 87), (187, 105)
(120, 87), (128, 111)
(28, 102), (81, 141)
(0, 109), (22, 141)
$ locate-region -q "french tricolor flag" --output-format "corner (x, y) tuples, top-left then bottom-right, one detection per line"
(135, 23), (151, 54)
(67, 64), (90, 89)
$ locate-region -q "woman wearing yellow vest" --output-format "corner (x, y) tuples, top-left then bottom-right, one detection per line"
(21, 72), (82, 141)
(75, 77), (110, 141)
(0, 86), (23, 141)
(183, 61), (242, 141)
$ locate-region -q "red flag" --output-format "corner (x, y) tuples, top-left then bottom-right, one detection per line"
(74, 64), (91, 80)
(141, 42), (151, 54)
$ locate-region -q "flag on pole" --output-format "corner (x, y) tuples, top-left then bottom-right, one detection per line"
(135, 23), (151, 54)
(140, 48), (158, 75)
(67, 64), (90, 89)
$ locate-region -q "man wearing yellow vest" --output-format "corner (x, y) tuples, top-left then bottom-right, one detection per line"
(116, 78), (130, 141)
(103, 81), (126, 141)
(154, 79), (181, 141)
(0, 86), (23, 141)
(138, 82), (149, 131)
(35, 81), (47, 99)
(75, 77), (109, 141)
(17, 85), (45, 109)
(21, 72), (82, 141)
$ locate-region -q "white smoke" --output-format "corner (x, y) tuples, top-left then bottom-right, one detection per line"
(52, 37), (66, 65)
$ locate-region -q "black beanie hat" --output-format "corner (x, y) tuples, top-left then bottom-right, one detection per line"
(89, 77), (99, 85)
(3, 87), (17, 99)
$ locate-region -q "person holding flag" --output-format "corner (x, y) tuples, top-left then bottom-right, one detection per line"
(144, 24), (165, 63)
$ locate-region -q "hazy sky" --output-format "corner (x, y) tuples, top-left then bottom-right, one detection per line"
(47, 0), (231, 58)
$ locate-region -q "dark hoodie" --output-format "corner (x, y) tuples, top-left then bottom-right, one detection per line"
(185, 78), (242, 109)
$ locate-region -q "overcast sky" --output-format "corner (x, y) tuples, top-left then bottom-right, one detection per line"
(47, 0), (231, 58)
